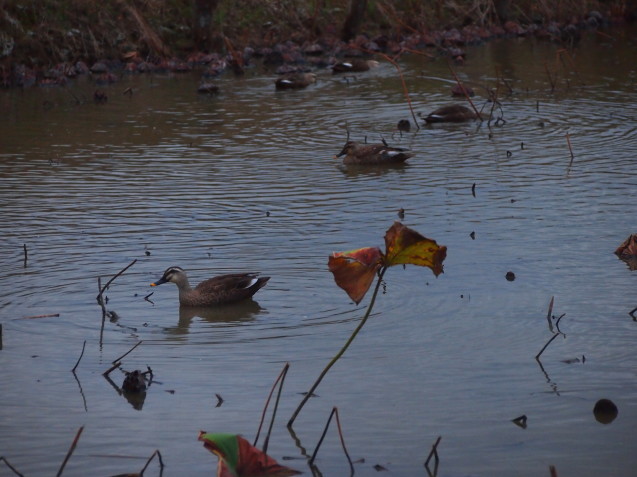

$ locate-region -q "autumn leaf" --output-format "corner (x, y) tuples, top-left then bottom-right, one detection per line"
(615, 233), (637, 258)
(328, 247), (382, 304)
(383, 222), (447, 276)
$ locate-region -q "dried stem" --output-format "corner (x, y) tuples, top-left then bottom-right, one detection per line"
(288, 267), (388, 427)
(139, 449), (164, 476)
(112, 341), (143, 365)
(424, 435), (442, 467)
(546, 296), (555, 333)
(98, 259), (138, 298)
(566, 132), (575, 167)
(309, 407), (354, 475)
(0, 457), (25, 477)
(71, 340), (87, 373)
(56, 426), (84, 477)
(448, 63), (482, 120)
(536, 332), (560, 360)
(255, 362), (290, 453)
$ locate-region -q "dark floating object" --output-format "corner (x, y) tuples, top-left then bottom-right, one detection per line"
(397, 119), (411, 132)
(373, 464), (388, 471)
(593, 398), (618, 424)
(470, 231), (475, 240)
(215, 393), (224, 407)
(451, 84), (475, 97)
(332, 59), (379, 74)
(93, 89), (107, 103)
(122, 369), (148, 393)
(335, 141), (414, 165)
(275, 72), (316, 90)
(397, 208), (405, 219)
(197, 83), (219, 94)
(423, 104), (477, 123)
(150, 266), (270, 306)
(505, 271), (516, 281)
(511, 414), (528, 429)
(615, 233), (637, 270)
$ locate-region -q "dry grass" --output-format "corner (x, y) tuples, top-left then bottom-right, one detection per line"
(0, 0), (629, 67)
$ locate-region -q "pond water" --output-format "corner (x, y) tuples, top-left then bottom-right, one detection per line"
(1, 26), (636, 477)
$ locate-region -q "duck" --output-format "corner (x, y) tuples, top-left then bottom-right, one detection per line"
(275, 72), (317, 90)
(150, 266), (270, 306)
(423, 104), (478, 123)
(335, 141), (414, 165)
(331, 59), (379, 74)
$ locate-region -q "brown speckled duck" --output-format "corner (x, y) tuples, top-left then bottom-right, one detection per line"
(275, 72), (317, 90)
(423, 104), (478, 123)
(336, 141), (414, 165)
(150, 266), (269, 306)
(332, 59), (379, 74)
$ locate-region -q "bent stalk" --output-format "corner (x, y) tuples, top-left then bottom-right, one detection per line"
(288, 267), (387, 428)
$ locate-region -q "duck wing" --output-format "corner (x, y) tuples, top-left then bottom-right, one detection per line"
(195, 273), (270, 304)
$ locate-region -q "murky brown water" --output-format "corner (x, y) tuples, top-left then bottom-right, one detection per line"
(1, 27), (637, 476)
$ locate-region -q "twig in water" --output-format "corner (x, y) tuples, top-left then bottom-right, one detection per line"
(629, 306), (637, 321)
(546, 296), (555, 333)
(536, 332), (560, 360)
(357, 47), (420, 130)
(566, 132), (575, 167)
(98, 259), (138, 299)
(103, 361), (122, 378)
(254, 362), (290, 453)
(424, 435), (442, 468)
(21, 313), (60, 319)
(112, 341), (143, 365)
(544, 61), (556, 92)
(98, 277), (107, 347)
(139, 449), (164, 476)
(511, 414), (528, 429)
(448, 63), (482, 121)
(56, 426), (84, 477)
(309, 407), (354, 475)
(71, 340), (86, 373)
(0, 457), (25, 476)
(23, 244), (27, 267)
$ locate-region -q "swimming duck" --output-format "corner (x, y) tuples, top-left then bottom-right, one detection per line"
(150, 266), (270, 306)
(423, 104), (478, 123)
(336, 141), (414, 165)
(332, 59), (379, 74)
(275, 72), (317, 90)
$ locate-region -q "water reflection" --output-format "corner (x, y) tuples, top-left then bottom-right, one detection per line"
(163, 300), (264, 336)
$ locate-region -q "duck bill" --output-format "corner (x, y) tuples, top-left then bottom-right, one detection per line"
(150, 277), (167, 287)
(335, 147), (347, 158)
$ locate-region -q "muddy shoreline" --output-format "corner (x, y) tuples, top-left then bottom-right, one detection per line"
(0, 6), (634, 90)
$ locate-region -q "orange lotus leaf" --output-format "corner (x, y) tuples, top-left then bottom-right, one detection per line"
(328, 247), (382, 304)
